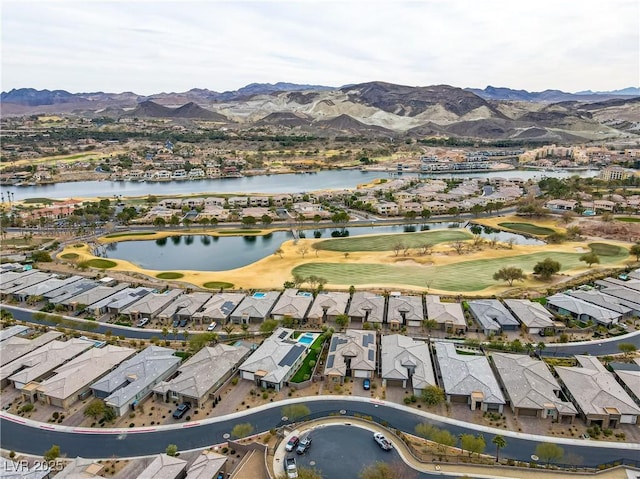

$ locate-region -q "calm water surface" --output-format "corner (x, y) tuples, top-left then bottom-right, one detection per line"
(102, 223), (543, 271)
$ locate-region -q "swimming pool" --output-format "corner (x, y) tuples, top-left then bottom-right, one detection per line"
(298, 333), (318, 346)
(298, 292), (313, 297)
(253, 292), (266, 298)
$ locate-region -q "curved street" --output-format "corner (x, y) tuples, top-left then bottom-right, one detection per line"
(1, 397), (638, 466)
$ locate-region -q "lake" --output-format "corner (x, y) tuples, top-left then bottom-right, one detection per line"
(7, 168), (598, 201)
(101, 223), (544, 271)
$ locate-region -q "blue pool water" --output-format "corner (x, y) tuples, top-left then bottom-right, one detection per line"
(253, 292), (266, 298)
(298, 333), (316, 345)
(298, 292), (313, 297)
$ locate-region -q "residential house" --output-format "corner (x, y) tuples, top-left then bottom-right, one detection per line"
(91, 346), (181, 417)
(491, 352), (576, 422)
(425, 295), (466, 333)
(546, 293), (622, 326)
(433, 341), (505, 412)
(347, 292), (385, 324)
(53, 457), (107, 479)
(44, 278), (100, 306)
(1, 337), (94, 390)
(248, 196), (270, 207)
(0, 325), (29, 342)
(467, 299), (520, 335)
(89, 286), (154, 317)
(270, 289), (313, 323)
(566, 290), (634, 320)
(381, 334), (435, 396)
(191, 292), (246, 325)
(387, 294), (424, 328)
(239, 328), (307, 391)
(503, 299), (555, 335)
(595, 282), (640, 316)
(185, 452), (227, 479)
(325, 329), (376, 382)
(0, 331), (63, 367)
(137, 454), (187, 479)
(154, 342), (252, 407)
(545, 199), (578, 211)
(306, 291), (350, 326)
(609, 359), (640, 407)
(36, 345), (136, 409)
(0, 270), (51, 298)
(555, 355), (640, 427)
(12, 275), (84, 302)
(229, 291), (280, 324)
(157, 292), (213, 324)
(121, 289), (184, 322)
(60, 283), (130, 312)
(375, 201), (399, 216)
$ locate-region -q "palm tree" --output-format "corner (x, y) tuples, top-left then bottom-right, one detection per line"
(492, 435), (507, 462)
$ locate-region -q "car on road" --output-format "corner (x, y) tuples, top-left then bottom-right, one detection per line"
(172, 402), (191, 419)
(373, 432), (393, 451)
(136, 318), (150, 328)
(285, 456), (298, 478)
(296, 437), (312, 455)
(285, 436), (299, 452)
(363, 378), (371, 390)
(207, 321), (217, 331)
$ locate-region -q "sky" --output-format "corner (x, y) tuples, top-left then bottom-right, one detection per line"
(1, 0), (639, 95)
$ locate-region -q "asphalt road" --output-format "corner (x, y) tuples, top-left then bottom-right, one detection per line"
(542, 330), (640, 357)
(1, 398), (638, 466)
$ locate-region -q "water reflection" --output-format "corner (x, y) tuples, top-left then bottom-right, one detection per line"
(103, 223), (544, 271)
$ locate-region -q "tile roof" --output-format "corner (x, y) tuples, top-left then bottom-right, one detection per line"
(381, 334), (435, 390)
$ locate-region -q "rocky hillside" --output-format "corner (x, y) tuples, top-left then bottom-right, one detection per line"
(2, 82), (639, 141)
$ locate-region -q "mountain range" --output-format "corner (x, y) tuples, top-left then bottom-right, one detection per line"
(2, 82), (639, 142)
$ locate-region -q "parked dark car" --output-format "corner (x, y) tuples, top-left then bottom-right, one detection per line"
(363, 378), (371, 390)
(179, 318), (188, 327)
(172, 402), (191, 419)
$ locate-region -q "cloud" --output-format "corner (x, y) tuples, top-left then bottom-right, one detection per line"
(2, 0), (638, 94)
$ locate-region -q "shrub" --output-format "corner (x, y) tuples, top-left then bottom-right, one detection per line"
(231, 377), (239, 385)
(19, 403), (34, 413)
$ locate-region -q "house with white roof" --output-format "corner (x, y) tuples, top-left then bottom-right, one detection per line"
(555, 355), (640, 428)
(546, 293), (621, 326)
(229, 291), (280, 324)
(381, 334), (435, 396)
(0, 270), (51, 297)
(1, 337), (94, 390)
(121, 289), (184, 321)
(566, 289), (634, 320)
(609, 358), (640, 408)
(387, 294), (424, 328)
(467, 299), (520, 335)
(491, 352), (576, 422)
(325, 329), (376, 382)
(239, 328), (307, 391)
(36, 345), (136, 409)
(0, 331), (63, 367)
(191, 292), (246, 324)
(12, 275), (84, 302)
(90, 286), (154, 316)
(137, 454), (187, 479)
(0, 325), (29, 342)
(91, 346), (181, 416)
(60, 283), (130, 312)
(185, 452), (227, 479)
(156, 292), (213, 324)
(54, 457), (107, 479)
(154, 342), (252, 407)
(503, 299), (555, 335)
(270, 289), (313, 322)
(425, 295), (466, 333)
(433, 341), (505, 412)
(306, 291), (350, 326)
(347, 292), (385, 324)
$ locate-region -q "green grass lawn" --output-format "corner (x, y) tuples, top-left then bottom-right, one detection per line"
(60, 253), (79, 260)
(22, 198), (62, 204)
(314, 229), (472, 252)
(616, 217), (640, 223)
(293, 250), (628, 291)
(156, 272), (184, 280)
(203, 281), (234, 289)
(291, 336), (324, 383)
(85, 259), (117, 269)
(588, 242), (628, 258)
(497, 222), (555, 236)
